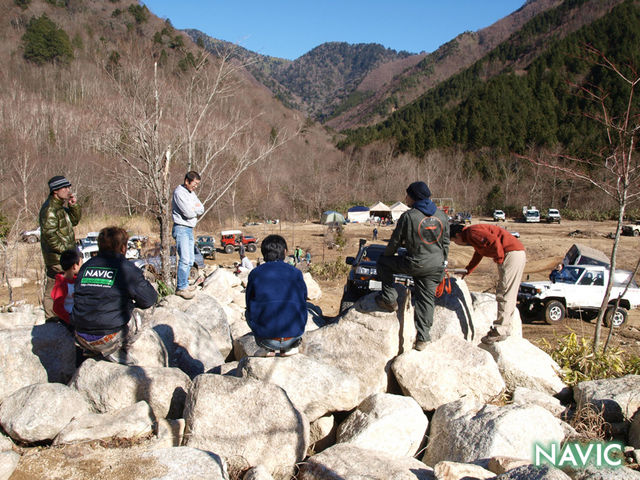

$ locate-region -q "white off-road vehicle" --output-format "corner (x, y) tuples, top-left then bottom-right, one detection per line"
(518, 265), (640, 327)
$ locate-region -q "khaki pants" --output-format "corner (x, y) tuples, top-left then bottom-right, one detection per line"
(495, 249), (526, 334)
(43, 275), (56, 320)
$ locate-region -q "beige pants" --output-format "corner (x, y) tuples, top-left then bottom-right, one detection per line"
(43, 276), (56, 319)
(495, 249), (526, 334)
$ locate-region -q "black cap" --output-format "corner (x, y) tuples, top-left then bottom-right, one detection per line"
(406, 181), (431, 201)
(48, 176), (71, 193)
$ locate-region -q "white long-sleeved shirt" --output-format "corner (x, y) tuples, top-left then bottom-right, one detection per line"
(172, 184), (204, 228)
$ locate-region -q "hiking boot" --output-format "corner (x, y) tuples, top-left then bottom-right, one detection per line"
(374, 294), (398, 312)
(176, 288), (195, 300)
(414, 340), (429, 351)
(481, 326), (508, 345)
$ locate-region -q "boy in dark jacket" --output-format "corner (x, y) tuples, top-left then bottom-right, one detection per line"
(246, 235), (307, 356)
(72, 227), (157, 364)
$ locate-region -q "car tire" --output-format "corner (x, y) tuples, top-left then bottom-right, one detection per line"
(633, 229), (640, 237)
(224, 244), (235, 254)
(603, 307), (627, 328)
(26, 235), (38, 244)
(246, 243), (257, 253)
(544, 300), (565, 325)
(339, 288), (360, 314)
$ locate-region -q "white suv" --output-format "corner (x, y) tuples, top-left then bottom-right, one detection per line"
(547, 209), (561, 223)
(493, 210), (506, 222)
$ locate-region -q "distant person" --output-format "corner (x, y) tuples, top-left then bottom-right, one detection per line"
(549, 263), (569, 282)
(246, 235), (307, 357)
(71, 227), (158, 365)
(237, 251), (254, 274)
(50, 248), (82, 326)
(372, 227), (378, 241)
(238, 242), (246, 257)
(39, 175), (81, 319)
(305, 250), (311, 265)
(294, 246), (303, 264)
(172, 171), (204, 299)
(450, 223), (526, 344)
(376, 181), (449, 351)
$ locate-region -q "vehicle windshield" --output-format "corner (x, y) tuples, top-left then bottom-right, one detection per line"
(358, 245), (385, 263)
(555, 266), (583, 284)
(526, 211), (539, 218)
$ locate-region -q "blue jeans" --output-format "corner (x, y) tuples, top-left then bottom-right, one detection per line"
(256, 336), (302, 352)
(172, 224), (194, 291)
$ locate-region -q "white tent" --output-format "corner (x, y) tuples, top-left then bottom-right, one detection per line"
(390, 201), (410, 221)
(369, 202), (390, 219)
(347, 206), (370, 223)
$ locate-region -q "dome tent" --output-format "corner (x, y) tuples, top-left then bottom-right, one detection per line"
(320, 210), (346, 225)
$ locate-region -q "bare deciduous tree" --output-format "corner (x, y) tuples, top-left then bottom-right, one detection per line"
(519, 47), (640, 351)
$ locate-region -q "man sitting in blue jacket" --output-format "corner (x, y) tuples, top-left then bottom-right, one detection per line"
(246, 234), (307, 356)
(72, 226), (157, 365)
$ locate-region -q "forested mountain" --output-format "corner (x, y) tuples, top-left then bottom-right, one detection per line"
(339, 0), (637, 160)
(185, 30), (411, 121)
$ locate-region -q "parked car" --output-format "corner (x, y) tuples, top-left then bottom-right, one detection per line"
(20, 227), (40, 243)
(622, 220), (640, 237)
(546, 209), (561, 223)
(196, 235), (216, 259)
(339, 239), (412, 313)
(493, 210), (506, 222)
(79, 244), (98, 261)
(522, 206), (540, 223)
(220, 230), (258, 254)
(518, 263), (640, 327)
(133, 245), (205, 281)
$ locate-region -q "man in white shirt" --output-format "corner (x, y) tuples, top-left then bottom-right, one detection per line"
(172, 171), (204, 299)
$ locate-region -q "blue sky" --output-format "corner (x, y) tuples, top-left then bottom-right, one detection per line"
(142, 1), (527, 60)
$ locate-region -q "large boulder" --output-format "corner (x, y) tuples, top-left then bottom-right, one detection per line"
(302, 292), (408, 402)
(10, 445), (228, 479)
(0, 434), (13, 452)
(238, 355), (360, 422)
(303, 272), (322, 300)
(471, 292), (523, 339)
(0, 451), (20, 480)
(0, 304), (44, 329)
(150, 307), (226, 377)
(182, 293), (233, 357)
(392, 336), (505, 411)
(512, 387), (565, 417)
(201, 268), (240, 304)
(423, 398), (565, 466)
(0, 323), (75, 401)
(69, 358), (191, 419)
(54, 401), (154, 445)
(0, 383), (90, 443)
(309, 415), (337, 454)
(496, 465), (571, 479)
(573, 375), (640, 422)
(336, 393), (428, 457)
(481, 337), (566, 395)
(183, 374), (309, 477)
(125, 327), (169, 368)
(297, 444), (434, 480)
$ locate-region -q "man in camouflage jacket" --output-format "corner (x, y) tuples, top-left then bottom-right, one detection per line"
(39, 175), (81, 319)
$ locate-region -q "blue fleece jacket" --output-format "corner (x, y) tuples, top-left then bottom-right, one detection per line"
(245, 260), (308, 339)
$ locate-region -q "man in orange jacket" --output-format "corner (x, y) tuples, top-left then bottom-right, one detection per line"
(450, 223), (526, 344)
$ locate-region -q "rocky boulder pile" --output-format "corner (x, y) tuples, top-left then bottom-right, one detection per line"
(1, 271), (639, 479)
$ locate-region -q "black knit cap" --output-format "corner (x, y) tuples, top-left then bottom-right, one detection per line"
(48, 175), (71, 193)
(406, 181), (431, 201)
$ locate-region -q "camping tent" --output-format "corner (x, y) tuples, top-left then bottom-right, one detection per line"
(347, 206), (370, 223)
(321, 210), (346, 225)
(369, 202), (391, 220)
(390, 201), (410, 221)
